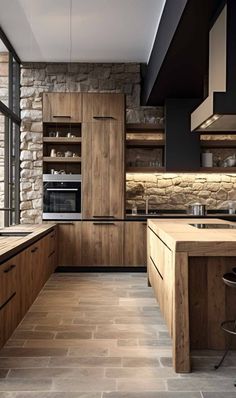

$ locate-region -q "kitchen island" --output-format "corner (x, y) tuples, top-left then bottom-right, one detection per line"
(147, 218), (236, 373)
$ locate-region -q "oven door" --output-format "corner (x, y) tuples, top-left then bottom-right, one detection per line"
(43, 181), (81, 219)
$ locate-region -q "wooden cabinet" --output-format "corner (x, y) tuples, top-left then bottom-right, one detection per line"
(0, 252), (26, 348)
(124, 222), (147, 266)
(147, 226), (173, 336)
(0, 227), (58, 349)
(83, 93), (124, 123)
(43, 93), (82, 123)
(58, 222), (81, 266)
(82, 122), (124, 218)
(81, 221), (123, 266)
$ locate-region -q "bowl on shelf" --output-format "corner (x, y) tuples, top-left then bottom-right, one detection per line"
(222, 154), (236, 167)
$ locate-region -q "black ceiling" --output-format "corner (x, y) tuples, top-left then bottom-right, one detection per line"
(141, 0), (225, 106)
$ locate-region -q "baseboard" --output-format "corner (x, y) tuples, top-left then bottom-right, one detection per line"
(55, 266), (147, 272)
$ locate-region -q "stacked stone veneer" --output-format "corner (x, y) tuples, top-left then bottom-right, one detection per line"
(20, 62), (163, 223)
(0, 52), (9, 226)
(20, 62), (236, 223)
(126, 173), (236, 211)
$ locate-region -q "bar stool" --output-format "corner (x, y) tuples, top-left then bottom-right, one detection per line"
(215, 271), (236, 379)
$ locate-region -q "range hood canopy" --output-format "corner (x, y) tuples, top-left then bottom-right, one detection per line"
(191, 0), (236, 132)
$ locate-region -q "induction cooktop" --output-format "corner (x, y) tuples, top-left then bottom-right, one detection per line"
(189, 223), (236, 229)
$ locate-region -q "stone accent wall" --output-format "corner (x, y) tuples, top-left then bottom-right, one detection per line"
(0, 52), (9, 227)
(126, 173), (236, 211)
(20, 62), (163, 223)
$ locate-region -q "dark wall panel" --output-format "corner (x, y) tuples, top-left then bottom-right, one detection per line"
(165, 99), (201, 171)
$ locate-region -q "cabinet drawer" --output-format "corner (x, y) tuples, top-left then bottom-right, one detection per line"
(0, 260), (17, 308)
(0, 292), (18, 348)
(149, 231), (165, 277)
(83, 93), (124, 122)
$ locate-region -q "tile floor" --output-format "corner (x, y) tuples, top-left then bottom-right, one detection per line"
(0, 272), (235, 397)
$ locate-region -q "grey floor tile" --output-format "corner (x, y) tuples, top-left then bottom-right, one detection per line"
(202, 393), (236, 398)
(167, 377), (236, 392)
(0, 272), (235, 397)
(103, 393), (201, 398)
(0, 393), (101, 398)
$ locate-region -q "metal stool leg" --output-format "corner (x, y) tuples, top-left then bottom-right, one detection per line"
(215, 320), (236, 370)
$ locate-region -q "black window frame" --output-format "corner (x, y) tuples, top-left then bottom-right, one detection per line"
(0, 26), (21, 226)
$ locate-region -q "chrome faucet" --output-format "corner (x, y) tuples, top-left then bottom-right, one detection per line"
(145, 196), (149, 215)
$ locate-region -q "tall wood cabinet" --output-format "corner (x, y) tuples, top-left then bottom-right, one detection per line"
(82, 121), (125, 218)
(82, 93), (125, 219)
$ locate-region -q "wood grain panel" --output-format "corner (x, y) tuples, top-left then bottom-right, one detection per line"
(82, 122), (124, 218)
(124, 222), (147, 266)
(82, 93), (124, 122)
(43, 93), (82, 123)
(81, 222), (123, 266)
(173, 251), (190, 373)
(189, 257), (208, 349)
(57, 223), (81, 266)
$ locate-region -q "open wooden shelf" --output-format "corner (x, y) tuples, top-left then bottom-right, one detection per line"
(126, 123), (164, 131)
(200, 167), (236, 173)
(43, 137), (81, 144)
(126, 139), (165, 147)
(201, 140), (236, 148)
(43, 157), (81, 163)
(126, 167), (165, 173)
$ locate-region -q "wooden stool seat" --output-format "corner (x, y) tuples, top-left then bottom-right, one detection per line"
(215, 270), (236, 375)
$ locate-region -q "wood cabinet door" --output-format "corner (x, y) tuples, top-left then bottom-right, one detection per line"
(0, 293), (19, 348)
(58, 222), (81, 266)
(30, 240), (44, 302)
(81, 221), (123, 266)
(17, 247), (33, 317)
(82, 122), (124, 218)
(124, 222), (147, 266)
(83, 93), (124, 122)
(47, 228), (58, 273)
(0, 252), (24, 348)
(43, 93), (82, 123)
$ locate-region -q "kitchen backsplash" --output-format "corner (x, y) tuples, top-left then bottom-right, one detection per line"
(126, 173), (236, 211)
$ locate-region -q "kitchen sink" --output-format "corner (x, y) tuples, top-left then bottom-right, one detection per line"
(0, 231), (31, 237)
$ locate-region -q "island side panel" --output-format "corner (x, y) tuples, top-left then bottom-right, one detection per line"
(173, 251), (191, 373)
(189, 256), (236, 350)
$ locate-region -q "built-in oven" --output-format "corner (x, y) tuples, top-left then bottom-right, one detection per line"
(43, 174), (82, 220)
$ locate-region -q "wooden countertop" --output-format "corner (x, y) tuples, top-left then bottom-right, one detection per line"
(148, 218), (236, 255)
(0, 223), (56, 264)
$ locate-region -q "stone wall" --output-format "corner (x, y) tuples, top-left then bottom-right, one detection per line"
(126, 173), (236, 211)
(0, 52), (9, 227)
(20, 62), (163, 223)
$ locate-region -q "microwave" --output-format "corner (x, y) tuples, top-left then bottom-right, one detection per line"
(43, 174), (82, 220)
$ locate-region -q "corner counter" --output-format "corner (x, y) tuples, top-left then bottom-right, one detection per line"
(147, 218), (236, 373)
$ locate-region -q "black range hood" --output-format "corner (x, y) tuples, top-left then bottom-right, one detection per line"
(191, 0), (236, 132)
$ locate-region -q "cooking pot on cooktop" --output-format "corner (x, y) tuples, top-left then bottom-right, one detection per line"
(187, 202), (207, 216)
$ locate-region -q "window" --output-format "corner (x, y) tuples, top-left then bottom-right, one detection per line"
(0, 29), (20, 226)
